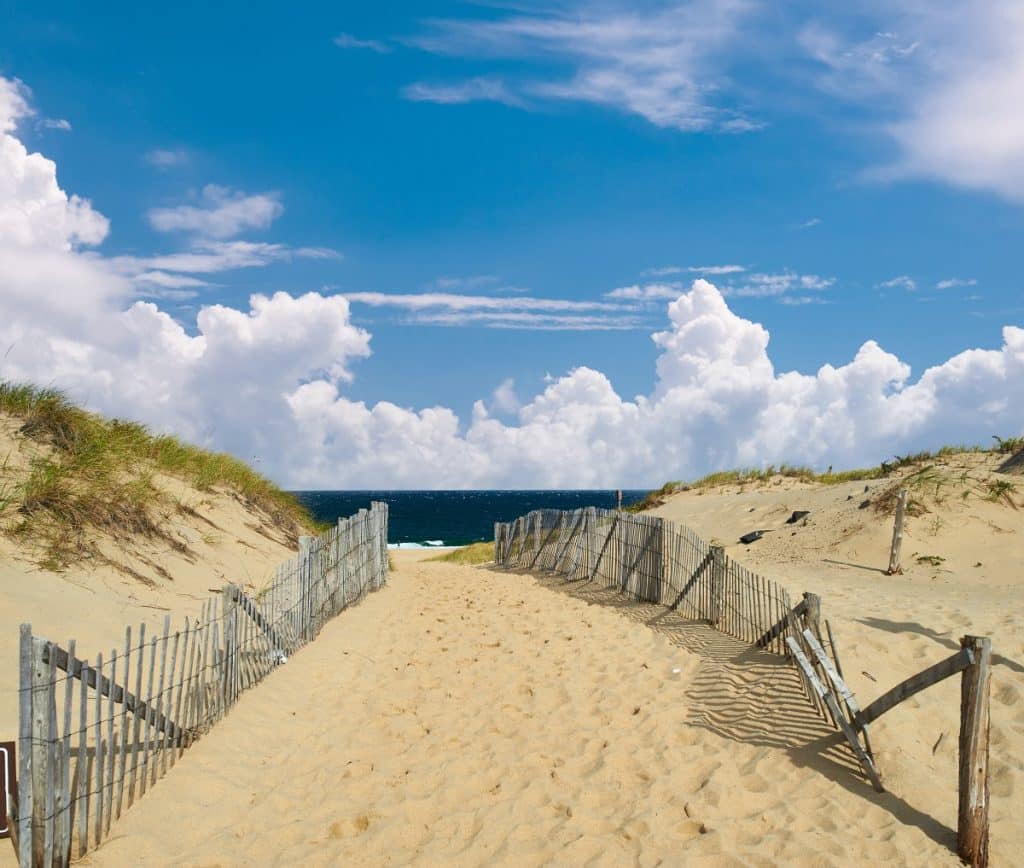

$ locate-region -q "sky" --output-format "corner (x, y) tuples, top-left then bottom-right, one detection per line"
(0, 0), (1021, 488)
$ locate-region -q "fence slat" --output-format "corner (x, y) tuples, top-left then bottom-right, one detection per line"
(115, 629), (131, 821)
(58, 638), (75, 866)
(92, 651), (103, 848)
(103, 648), (117, 839)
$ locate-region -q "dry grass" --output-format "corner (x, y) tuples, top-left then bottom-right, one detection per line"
(429, 542), (494, 565)
(0, 381), (316, 570)
(632, 438), (1023, 515)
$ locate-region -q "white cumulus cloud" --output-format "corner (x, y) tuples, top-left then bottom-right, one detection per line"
(1, 74), (1021, 489)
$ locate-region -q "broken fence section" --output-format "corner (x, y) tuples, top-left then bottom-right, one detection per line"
(495, 507), (993, 867)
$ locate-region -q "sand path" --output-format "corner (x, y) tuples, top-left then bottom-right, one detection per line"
(84, 552), (965, 867)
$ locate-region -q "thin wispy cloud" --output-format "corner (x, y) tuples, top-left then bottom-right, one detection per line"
(403, 78), (524, 107)
(345, 291), (627, 313)
(110, 241), (339, 291)
(38, 117), (71, 131)
(145, 148), (190, 169)
(778, 295), (830, 306)
(347, 290), (637, 330)
(148, 185), (283, 238)
(936, 277), (978, 290)
(605, 282), (681, 301)
(724, 271), (834, 299)
(429, 275), (499, 291)
(642, 264), (746, 276)
(801, 3), (1024, 203)
(334, 32), (390, 53)
(686, 264), (746, 275)
(797, 217), (821, 229)
(405, 1), (759, 132)
(877, 275), (917, 292)
(409, 311), (643, 330)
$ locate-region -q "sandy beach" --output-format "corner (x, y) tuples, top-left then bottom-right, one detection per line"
(78, 543), (1021, 867)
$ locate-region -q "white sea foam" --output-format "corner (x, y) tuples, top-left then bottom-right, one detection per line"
(387, 540), (453, 550)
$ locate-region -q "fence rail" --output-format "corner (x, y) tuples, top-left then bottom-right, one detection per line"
(16, 501), (388, 867)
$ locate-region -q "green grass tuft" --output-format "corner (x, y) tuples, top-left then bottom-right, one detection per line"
(429, 541), (494, 565)
(0, 380), (316, 570)
(628, 437), (1022, 515)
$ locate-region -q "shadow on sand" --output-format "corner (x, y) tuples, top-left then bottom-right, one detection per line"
(506, 568), (956, 852)
(858, 615), (1024, 674)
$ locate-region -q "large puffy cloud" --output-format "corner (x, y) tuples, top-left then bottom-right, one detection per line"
(0, 75), (1020, 489)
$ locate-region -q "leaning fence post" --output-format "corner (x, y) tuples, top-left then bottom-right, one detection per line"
(710, 546), (726, 628)
(958, 635), (992, 868)
(802, 592), (822, 637)
(887, 488), (908, 575)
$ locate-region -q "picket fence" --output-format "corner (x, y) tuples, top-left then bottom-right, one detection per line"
(16, 501), (388, 868)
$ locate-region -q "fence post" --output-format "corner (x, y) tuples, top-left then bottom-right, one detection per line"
(29, 636), (53, 868)
(802, 592), (822, 637)
(18, 625), (34, 868)
(221, 586), (238, 708)
(958, 635), (992, 868)
(298, 536), (312, 641)
(710, 546), (726, 627)
(887, 489), (908, 575)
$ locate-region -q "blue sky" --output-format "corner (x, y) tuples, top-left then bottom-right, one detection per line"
(0, 1), (1021, 487)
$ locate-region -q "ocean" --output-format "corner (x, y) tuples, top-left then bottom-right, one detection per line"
(291, 490), (647, 549)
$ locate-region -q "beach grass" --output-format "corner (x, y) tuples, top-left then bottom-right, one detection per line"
(430, 541), (494, 565)
(630, 438), (1023, 514)
(0, 380), (315, 569)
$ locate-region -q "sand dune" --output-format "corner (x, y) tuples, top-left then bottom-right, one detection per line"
(80, 549), (1008, 867)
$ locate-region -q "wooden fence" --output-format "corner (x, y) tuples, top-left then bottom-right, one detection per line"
(15, 501), (388, 868)
(495, 507), (993, 866)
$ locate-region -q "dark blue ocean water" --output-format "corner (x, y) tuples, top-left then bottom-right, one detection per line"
(291, 490), (647, 548)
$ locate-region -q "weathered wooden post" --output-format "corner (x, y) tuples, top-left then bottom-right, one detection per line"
(298, 535), (313, 641)
(18, 624), (34, 867)
(958, 635), (992, 868)
(616, 489), (623, 511)
(221, 586), (238, 708)
(710, 546), (726, 627)
(802, 592), (822, 637)
(29, 636), (54, 868)
(887, 489), (908, 575)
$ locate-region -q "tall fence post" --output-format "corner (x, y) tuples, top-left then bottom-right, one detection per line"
(710, 546), (726, 627)
(958, 635), (992, 868)
(221, 586), (237, 709)
(18, 625), (34, 868)
(298, 536), (312, 641)
(29, 637), (53, 868)
(887, 489), (908, 575)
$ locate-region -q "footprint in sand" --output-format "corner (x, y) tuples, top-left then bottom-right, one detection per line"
(675, 818), (708, 839)
(328, 814), (373, 839)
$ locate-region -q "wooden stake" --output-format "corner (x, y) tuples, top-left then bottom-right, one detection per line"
(958, 635), (991, 868)
(887, 489), (908, 575)
(709, 546), (726, 628)
(18, 625), (34, 868)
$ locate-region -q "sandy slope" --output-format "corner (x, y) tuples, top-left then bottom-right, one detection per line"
(646, 465), (1023, 866)
(80, 551), (1005, 867)
(0, 421), (299, 739)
